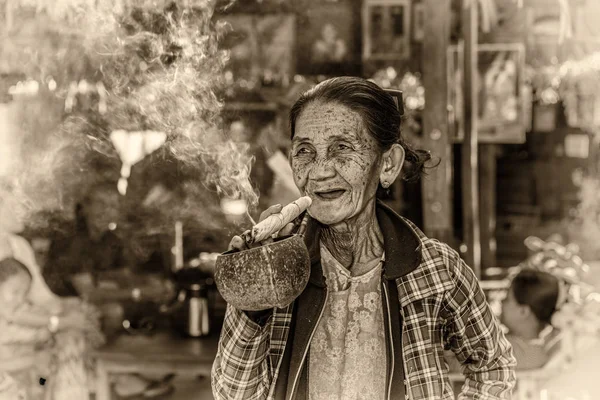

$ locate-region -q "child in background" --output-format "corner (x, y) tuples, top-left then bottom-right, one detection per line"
(446, 268), (561, 372)
(0, 257), (46, 400)
(0, 257), (102, 400)
(500, 268), (561, 370)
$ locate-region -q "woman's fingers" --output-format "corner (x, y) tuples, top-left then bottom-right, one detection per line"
(228, 235), (248, 251)
(258, 204), (282, 223)
(259, 237), (274, 246)
(228, 204), (290, 251)
(278, 222), (296, 237)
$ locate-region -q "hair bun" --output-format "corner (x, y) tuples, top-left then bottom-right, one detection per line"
(402, 148), (435, 182)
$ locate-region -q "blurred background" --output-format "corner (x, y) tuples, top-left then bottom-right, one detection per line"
(1, 0), (600, 399)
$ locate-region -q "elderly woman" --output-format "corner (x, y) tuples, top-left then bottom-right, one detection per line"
(211, 77), (516, 400)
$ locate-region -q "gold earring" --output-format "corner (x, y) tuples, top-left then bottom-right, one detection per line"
(382, 181), (389, 188)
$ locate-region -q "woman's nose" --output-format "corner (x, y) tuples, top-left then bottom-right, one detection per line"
(308, 158), (336, 180)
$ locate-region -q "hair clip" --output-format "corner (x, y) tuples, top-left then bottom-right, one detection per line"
(384, 89), (405, 116)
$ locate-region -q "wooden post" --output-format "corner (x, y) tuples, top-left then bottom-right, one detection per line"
(479, 145), (497, 273)
(5, 0), (13, 32)
(421, 0), (453, 243)
(462, 0), (481, 277)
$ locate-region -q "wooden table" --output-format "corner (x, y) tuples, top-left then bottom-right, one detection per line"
(92, 332), (219, 400)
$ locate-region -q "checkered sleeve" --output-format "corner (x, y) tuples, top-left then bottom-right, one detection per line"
(439, 245), (517, 399)
(211, 304), (273, 400)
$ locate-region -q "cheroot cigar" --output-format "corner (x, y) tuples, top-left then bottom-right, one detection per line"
(244, 196), (312, 244)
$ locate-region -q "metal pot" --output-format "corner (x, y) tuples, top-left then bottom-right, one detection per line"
(161, 268), (213, 338)
(214, 234), (311, 311)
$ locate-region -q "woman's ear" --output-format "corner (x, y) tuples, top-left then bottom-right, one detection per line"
(379, 144), (405, 186)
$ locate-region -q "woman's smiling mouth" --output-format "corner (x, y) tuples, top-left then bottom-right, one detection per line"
(314, 189), (346, 200)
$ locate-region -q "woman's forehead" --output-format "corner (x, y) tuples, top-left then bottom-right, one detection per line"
(294, 102), (365, 141)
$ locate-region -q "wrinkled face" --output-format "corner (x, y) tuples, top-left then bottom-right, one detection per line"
(291, 102), (382, 226)
(501, 287), (524, 332)
(0, 272), (31, 313)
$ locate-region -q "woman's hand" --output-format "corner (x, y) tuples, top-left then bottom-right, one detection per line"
(226, 204), (302, 321)
(228, 204), (298, 252)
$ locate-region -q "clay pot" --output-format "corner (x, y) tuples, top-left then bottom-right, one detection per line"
(214, 235), (311, 311)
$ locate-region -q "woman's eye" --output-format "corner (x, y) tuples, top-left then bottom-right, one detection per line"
(336, 143), (351, 151)
(295, 147), (312, 156)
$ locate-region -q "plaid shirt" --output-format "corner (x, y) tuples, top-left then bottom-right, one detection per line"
(212, 213), (516, 400)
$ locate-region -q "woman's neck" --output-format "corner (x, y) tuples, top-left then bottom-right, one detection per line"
(320, 199), (383, 271)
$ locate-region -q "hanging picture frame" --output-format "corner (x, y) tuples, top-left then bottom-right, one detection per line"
(362, 0), (411, 61)
(448, 43), (527, 144)
(219, 14), (296, 91)
(295, 0), (361, 76)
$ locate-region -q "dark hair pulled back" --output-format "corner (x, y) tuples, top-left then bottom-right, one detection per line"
(511, 269), (560, 325)
(289, 76), (432, 182)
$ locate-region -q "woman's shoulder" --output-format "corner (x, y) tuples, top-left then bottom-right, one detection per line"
(386, 212), (472, 293)
(415, 234), (466, 278)
(394, 215), (461, 265)
(411, 234), (482, 300)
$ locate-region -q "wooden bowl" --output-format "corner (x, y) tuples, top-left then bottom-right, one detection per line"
(214, 234), (311, 311)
